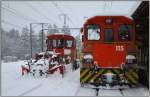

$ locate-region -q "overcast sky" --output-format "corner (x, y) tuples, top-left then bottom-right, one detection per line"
(2, 1), (141, 36)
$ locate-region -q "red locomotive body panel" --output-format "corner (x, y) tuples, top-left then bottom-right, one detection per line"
(82, 16), (136, 68)
(92, 43), (126, 68)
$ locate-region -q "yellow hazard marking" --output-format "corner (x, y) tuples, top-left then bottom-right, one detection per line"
(131, 72), (139, 79)
(106, 70), (112, 73)
(113, 69), (120, 74)
(81, 72), (93, 83)
(91, 69), (104, 81)
(125, 73), (138, 84)
(80, 68), (89, 79)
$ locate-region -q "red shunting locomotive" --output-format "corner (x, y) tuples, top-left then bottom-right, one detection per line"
(80, 16), (139, 87)
(46, 34), (78, 70)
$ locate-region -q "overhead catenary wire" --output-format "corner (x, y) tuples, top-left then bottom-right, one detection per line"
(2, 5), (38, 22)
(51, 1), (76, 27)
(26, 2), (56, 24)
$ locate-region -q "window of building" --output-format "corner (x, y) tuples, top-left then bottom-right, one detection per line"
(87, 25), (100, 40)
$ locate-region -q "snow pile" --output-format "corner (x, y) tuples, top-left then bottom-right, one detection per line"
(65, 63), (73, 72)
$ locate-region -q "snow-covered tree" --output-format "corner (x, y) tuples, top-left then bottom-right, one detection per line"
(1, 28), (21, 59)
(20, 27), (30, 59)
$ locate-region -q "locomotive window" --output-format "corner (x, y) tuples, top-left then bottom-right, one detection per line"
(66, 40), (73, 47)
(87, 25), (100, 40)
(104, 28), (114, 43)
(57, 39), (64, 48)
(119, 25), (132, 41)
(53, 40), (57, 48)
(48, 39), (53, 49)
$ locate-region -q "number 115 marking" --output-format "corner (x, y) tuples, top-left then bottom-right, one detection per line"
(116, 45), (124, 51)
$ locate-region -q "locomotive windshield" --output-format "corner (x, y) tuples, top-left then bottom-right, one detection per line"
(57, 39), (65, 48)
(53, 40), (57, 48)
(87, 25), (100, 40)
(104, 28), (114, 43)
(47, 39), (53, 49)
(119, 24), (132, 41)
(47, 39), (73, 49)
(66, 40), (73, 48)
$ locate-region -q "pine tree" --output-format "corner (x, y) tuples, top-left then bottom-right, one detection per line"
(20, 27), (30, 59)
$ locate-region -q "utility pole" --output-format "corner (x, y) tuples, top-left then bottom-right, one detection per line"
(63, 14), (67, 27)
(30, 23), (32, 61)
(60, 13), (67, 27)
(39, 23), (49, 52)
(41, 23), (45, 52)
(30, 23), (48, 58)
(60, 13), (68, 33)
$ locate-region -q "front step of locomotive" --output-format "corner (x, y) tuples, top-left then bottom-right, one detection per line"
(80, 67), (139, 88)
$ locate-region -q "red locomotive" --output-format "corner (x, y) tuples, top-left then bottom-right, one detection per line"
(46, 34), (77, 69)
(80, 16), (139, 87)
(21, 34), (78, 77)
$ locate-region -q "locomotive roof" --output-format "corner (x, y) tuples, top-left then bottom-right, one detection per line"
(85, 16), (134, 24)
(47, 34), (75, 40)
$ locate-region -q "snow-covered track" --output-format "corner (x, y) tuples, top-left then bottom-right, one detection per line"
(75, 87), (96, 96)
(76, 85), (149, 96)
(98, 89), (123, 96)
(18, 83), (42, 96)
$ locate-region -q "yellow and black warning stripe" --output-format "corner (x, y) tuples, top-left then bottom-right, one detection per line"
(80, 67), (139, 85)
(80, 68), (122, 84)
(125, 70), (139, 85)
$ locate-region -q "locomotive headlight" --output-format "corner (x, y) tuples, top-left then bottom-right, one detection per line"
(83, 54), (93, 59)
(83, 54), (93, 64)
(126, 54), (136, 64)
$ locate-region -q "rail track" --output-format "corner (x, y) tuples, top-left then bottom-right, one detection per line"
(75, 85), (149, 96)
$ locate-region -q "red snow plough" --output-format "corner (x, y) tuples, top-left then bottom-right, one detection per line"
(21, 34), (79, 78)
(21, 51), (65, 78)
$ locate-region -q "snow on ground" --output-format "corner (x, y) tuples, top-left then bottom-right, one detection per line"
(1, 60), (80, 96)
(122, 87), (149, 96)
(24, 69), (80, 96)
(76, 87), (96, 96)
(98, 89), (122, 96)
(1, 60), (149, 96)
(1, 61), (44, 96)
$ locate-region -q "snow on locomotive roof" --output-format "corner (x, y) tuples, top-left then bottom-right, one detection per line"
(53, 33), (65, 35)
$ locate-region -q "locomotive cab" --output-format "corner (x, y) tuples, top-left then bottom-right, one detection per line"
(80, 16), (139, 87)
(46, 34), (78, 70)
